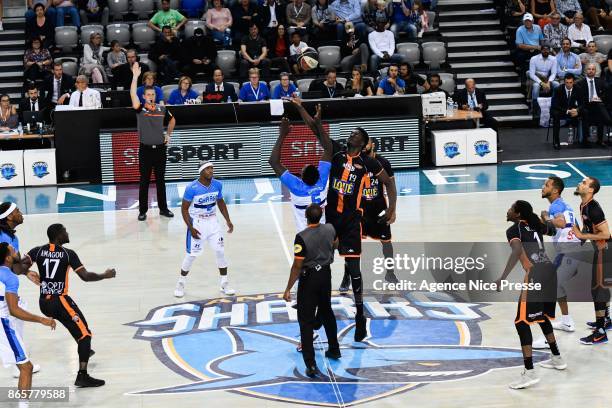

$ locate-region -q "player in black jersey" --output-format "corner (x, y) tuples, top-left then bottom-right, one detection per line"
(496, 200), (566, 390)
(23, 224), (117, 387)
(572, 177), (611, 345)
(294, 101), (397, 342)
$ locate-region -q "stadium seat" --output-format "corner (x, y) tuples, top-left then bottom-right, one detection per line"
(593, 35), (612, 55)
(297, 78), (313, 92)
(138, 53), (156, 72)
(317, 46), (341, 69)
(192, 83), (207, 95)
(54, 26), (78, 52)
(80, 25), (104, 45)
(422, 42), (446, 69)
(184, 20), (207, 39)
(241, 81), (267, 88)
(154, 0), (180, 10)
(106, 23), (131, 45)
(417, 74), (427, 94)
(55, 57), (79, 77)
(268, 80), (280, 90)
(108, 0), (129, 20)
(216, 50), (237, 76)
(226, 81), (240, 96)
(132, 0), (155, 19)
(336, 77), (347, 87)
(132, 23), (156, 51)
(396, 43), (420, 66)
(439, 73), (456, 95)
(162, 84), (175, 100)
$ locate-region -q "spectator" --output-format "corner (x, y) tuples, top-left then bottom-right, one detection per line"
(583, 0), (612, 31)
(149, 26), (181, 84)
(550, 72), (582, 148)
(68, 75), (101, 108)
(53, 0), (80, 28)
(347, 67), (374, 96)
(136, 71), (164, 104)
(529, 43), (559, 109)
(579, 40), (605, 77)
(0, 94), (19, 131)
(330, 0), (367, 42)
(369, 20), (403, 71)
(531, 0), (556, 28)
(182, 0), (205, 18)
(148, 0), (187, 34)
(399, 62), (428, 93)
(167, 76), (199, 104)
(363, 0), (389, 34)
(238, 68), (270, 101)
(286, 0), (311, 37)
(424, 73), (449, 98)
(232, 0), (260, 44)
(308, 67), (344, 98)
(311, 0), (336, 42)
(578, 62), (612, 146)
(568, 12), (592, 51)
(607, 46), (612, 84)
(44, 62), (74, 105)
(260, 0), (286, 40)
(204, 0), (233, 47)
(107, 40), (127, 85)
(26, 3), (55, 50)
(272, 72), (298, 99)
(421, 0), (436, 11)
(505, 0), (527, 27)
(412, 0), (429, 38)
(203, 68), (238, 102)
(18, 85), (50, 123)
(543, 12), (567, 52)
(340, 21), (369, 73)
(454, 78), (489, 112)
(23, 36), (53, 83)
(240, 24), (271, 77)
(77, 0), (108, 26)
(376, 63), (405, 95)
(515, 13), (543, 70)
(25, 0), (57, 25)
(556, 38), (582, 79)
(181, 28), (217, 79)
(268, 25), (292, 73)
(555, 0), (582, 24)
(80, 32), (108, 83)
(114, 49), (150, 89)
(387, 0), (416, 40)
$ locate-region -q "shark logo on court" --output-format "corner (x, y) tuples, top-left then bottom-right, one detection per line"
(127, 292), (546, 406)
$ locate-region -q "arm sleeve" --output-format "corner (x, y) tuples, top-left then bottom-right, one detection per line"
(549, 58), (558, 82)
(293, 234), (307, 259)
(67, 249), (84, 271)
(528, 56), (539, 82)
(4, 273), (19, 294)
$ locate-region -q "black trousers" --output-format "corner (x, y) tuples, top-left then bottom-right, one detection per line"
(297, 265), (339, 366)
(239, 58), (271, 78)
(552, 112), (580, 145)
(582, 102), (612, 143)
(138, 143), (168, 214)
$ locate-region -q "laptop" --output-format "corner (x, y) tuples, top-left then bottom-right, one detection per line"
(23, 110), (42, 124)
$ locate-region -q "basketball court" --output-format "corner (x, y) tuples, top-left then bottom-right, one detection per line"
(0, 159), (610, 407)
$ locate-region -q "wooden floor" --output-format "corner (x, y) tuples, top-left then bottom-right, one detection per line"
(1, 188), (610, 408)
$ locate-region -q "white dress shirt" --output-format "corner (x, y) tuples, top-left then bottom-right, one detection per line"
(529, 54), (558, 84)
(268, 4), (277, 27)
(586, 77), (599, 101)
(368, 30), (396, 58)
(567, 23), (593, 48)
(68, 87), (102, 109)
(213, 82), (224, 92)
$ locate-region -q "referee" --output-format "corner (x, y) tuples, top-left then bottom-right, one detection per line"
(130, 62), (176, 221)
(283, 204), (341, 377)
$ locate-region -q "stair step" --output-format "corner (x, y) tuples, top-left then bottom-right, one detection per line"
(0, 82), (25, 88)
(457, 82), (522, 90)
(0, 61), (22, 67)
(487, 93), (526, 100)
(0, 50), (23, 56)
(439, 20), (500, 28)
(448, 50), (510, 59)
(0, 30), (24, 36)
(457, 72), (518, 79)
(451, 61), (515, 69)
(0, 71), (22, 78)
(438, 0), (493, 5)
(443, 30), (504, 37)
(439, 9), (497, 17)
(447, 40), (507, 47)
(488, 104), (529, 111)
(494, 115), (534, 122)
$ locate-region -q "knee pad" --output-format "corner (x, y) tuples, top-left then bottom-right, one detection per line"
(77, 336), (92, 363)
(515, 321), (533, 346)
(181, 255), (197, 272)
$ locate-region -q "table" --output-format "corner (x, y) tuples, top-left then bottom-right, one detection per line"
(0, 132), (55, 147)
(424, 110), (483, 128)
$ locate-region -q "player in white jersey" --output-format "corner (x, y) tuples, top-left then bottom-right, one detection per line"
(174, 162), (235, 298)
(534, 176), (583, 348)
(0, 242), (55, 408)
(268, 101), (333, 232)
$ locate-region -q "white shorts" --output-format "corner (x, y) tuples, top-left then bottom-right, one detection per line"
(186, 215), (224, 256)
(0, 316), (28, 367)
(555, 254), (581, 298)
(294, 207), (326, 232)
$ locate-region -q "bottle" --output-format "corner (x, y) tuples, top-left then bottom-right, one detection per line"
(453, 101), (458, 114)
(590, 125), (597, 141)
(446, 98), (453, 116)
(227, 96), (232, 104)
(17, 123), (23, 136)
(224, 28), (231, 47)
(567, 126), (574, 144)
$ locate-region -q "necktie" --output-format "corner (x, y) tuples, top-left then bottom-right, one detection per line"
(217, 85), (220, 92)
(78, 92), (83, 107)
(567, 90), (571, 109)
(589, 79), (595, 101)
(31, 101), (35, 111)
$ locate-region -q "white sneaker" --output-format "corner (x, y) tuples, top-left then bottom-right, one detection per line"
(509, 369), (540, 389)
(13, 364), (40, 378)
(540, 355), (567, 370)
(220, 281), (235, 296)
(532, 336), (550, 349)
(552, 318), (575, 332)
(174, 279), (185, 298)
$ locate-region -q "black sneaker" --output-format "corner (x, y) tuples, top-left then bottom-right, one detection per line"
(75, 371), (105, 387)
(580, 330), (608, 345)
(89, 349), (95, 358)
(586, 318), (612, 331)
(354, 315), (367, 342)
(325, 348), (341, 359)
(138, 213), (147, 221)
(305, 364), (320, 378)
(159, 209), (174, 218)
(339, 273), (351, 294)
(385, 271), (399, 284)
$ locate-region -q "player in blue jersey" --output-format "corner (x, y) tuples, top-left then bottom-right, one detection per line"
(0, 242), (55, 406)
(268, 102), (333, 232)
(174, 161), (235, 298)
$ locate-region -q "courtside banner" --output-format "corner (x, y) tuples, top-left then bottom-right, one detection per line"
(100, 118), (420, 183)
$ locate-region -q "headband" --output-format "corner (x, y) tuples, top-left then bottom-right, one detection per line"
(199, 162), (213, 173)
(0, 203), (16, 220)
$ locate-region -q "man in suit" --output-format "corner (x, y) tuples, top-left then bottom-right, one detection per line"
(453, 78), (500, 150)
(18, 84), (50, 124)
(43, 63), (75, 106)
(67, 75), (102, 109)
(202, 68), (238, 103)
(579, 62), (612, 147)
(551, 73), (583, 149)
